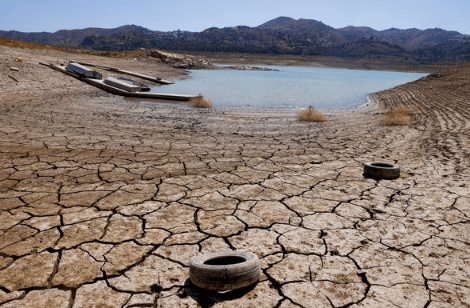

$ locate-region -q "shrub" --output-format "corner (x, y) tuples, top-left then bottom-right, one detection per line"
(381, 105), (411, 126)
(297, 106), (327, 122)
(190, 95), (212, 108)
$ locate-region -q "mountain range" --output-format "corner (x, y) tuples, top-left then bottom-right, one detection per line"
(1, 17), (469, 63)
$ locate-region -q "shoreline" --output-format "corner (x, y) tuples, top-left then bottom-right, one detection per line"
(188, 51), (440, 73)
(354, 94), (383, 113)
(1, 45), (469, 307)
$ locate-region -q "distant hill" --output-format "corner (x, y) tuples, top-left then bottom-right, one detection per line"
(1, 17), (470, 63)
(258, 16), (336, 33)
(0, 25), (154, 47)
(257, 16), (297, 29)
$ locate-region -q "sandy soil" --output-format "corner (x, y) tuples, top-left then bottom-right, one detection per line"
(1, 46), (469, 308)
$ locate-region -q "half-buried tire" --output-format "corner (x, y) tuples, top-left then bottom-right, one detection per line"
(190, 251), (260, 291)
(364, 162), (400, 180)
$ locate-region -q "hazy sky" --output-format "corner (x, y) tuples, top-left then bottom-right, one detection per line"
(1, 0), (470, 34)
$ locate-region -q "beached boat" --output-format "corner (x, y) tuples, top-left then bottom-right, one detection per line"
(87, 78), (196, 101)
(40, 62), (197, 101)
(104, 77), (142, 92)
(70, 60), (174, 85)
(65, 63), (102, 79)
(115, 77), (150, 91)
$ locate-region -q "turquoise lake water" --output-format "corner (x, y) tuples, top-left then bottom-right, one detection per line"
(151, 66), (426, 110)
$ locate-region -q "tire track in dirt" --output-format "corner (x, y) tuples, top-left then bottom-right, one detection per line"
(370, 65), (470, 172)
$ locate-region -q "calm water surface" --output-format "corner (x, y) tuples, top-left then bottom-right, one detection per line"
(151, 66), (426, 110)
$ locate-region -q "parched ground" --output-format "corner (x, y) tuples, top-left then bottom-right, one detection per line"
(0, 45), (469, 308)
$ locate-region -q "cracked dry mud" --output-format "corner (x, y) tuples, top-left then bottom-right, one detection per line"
(1, 46), (470, 308)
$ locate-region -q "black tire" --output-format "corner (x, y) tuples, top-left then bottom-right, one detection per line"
(364, 162), (400, 180)
(190, 251), (260, 291)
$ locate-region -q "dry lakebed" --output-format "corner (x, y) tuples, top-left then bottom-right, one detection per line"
(0, 45), (470, 308)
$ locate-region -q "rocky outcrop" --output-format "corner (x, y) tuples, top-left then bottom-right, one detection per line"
(150, 49), (212, 69)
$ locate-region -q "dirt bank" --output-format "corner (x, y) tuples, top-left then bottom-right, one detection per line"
(0, 46), (469, 308)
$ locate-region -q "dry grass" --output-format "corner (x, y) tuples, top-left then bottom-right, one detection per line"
(190, 95), (212, 108)
(0, 36), (76, 53)
(0, 36), (151, 58)
(297, 106), (328, 122)
(381, 105), (412, 126)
